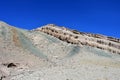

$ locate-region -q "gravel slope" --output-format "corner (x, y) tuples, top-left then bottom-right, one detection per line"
(0, 22), (120, 80)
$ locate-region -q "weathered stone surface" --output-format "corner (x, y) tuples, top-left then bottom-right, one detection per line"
(38, 24), (120, 54)
(0, 22), (120, 80)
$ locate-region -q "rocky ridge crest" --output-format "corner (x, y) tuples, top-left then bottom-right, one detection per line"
(36, 24), (120, 54)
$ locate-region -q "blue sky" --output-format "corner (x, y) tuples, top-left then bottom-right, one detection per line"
(0, 0), (120, 38)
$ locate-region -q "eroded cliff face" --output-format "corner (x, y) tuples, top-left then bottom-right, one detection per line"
(37, 24), (120, 54)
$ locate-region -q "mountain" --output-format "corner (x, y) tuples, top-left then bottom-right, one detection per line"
(0, 21), (120, 80)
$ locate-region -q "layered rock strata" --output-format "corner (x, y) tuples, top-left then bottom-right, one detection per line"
(37, 24), (120, 54)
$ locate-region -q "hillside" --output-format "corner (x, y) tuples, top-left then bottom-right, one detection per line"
(0, 21), (120, 80)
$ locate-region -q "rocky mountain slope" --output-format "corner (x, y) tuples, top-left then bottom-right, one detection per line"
(0, 21), (120, 80)
(37, 24), (120, 54)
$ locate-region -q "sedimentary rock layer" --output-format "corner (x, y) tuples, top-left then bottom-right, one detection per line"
(37, 24), (120, 54)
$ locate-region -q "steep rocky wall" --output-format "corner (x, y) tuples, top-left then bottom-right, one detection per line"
(37, 24), (120, 54)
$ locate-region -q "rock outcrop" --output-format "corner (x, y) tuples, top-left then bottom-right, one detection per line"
(0, 22), (120, 80)
(37, 24), (120, 54)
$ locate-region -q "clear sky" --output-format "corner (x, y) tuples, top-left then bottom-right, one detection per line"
(0, 0), (120, 38)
